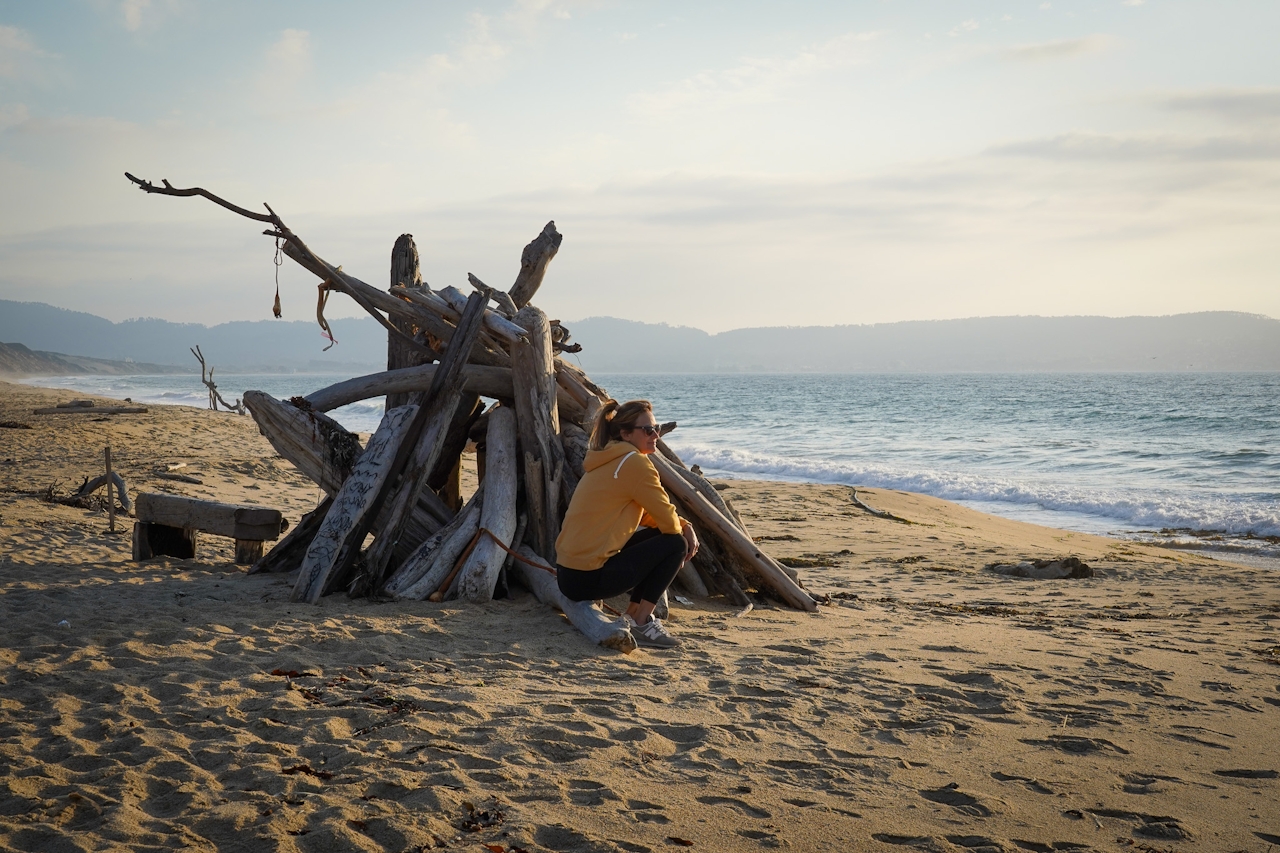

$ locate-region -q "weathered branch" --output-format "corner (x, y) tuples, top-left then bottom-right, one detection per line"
(509, 221), (562, 310)
(125, 173), (276, 223)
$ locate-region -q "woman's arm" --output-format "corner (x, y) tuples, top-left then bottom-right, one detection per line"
(680, 518), (699, 560)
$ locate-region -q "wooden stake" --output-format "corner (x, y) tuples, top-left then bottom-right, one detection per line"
(105, 445), (115, 533)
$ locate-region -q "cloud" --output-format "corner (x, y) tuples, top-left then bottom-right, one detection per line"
(0, 102), (29, 132)
(949, 20), (979, 37)
(1122, 0), (1145, 6)
(987, 130), (1280, 163)
(1002, 34), (1114, 61)
(1161, 88), (1280, 123)
(0, 24), (53, 79)
(628, 31), (881, 116)
(121, 0), (151, 31)
(265, 28), (312, 85)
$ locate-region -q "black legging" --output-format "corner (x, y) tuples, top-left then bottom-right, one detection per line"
(557, 527), (686, 605)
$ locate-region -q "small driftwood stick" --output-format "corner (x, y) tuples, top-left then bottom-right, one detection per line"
(75, 471), (131, 513)
(191, 345), (245, 414)
(466, 272), (518, 317)
(850, 488), (914, 524)
(511, 304), (566, 561)
(155, 471), (203, 485)
(457, 406), (518, 602)
(509, 221), (563, 310)
(459, 274), (528, 343)
(507, 544), (636, 653)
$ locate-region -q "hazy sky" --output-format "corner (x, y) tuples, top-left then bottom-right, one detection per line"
(1, 1), (1277, 332)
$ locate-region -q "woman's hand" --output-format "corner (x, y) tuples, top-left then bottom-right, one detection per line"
(681, 521), (699, 561)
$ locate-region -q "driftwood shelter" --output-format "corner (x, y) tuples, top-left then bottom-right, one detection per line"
(126, 173), (818, 651)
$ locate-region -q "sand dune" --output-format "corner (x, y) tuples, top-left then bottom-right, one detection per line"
(1, 380), (1277, 851)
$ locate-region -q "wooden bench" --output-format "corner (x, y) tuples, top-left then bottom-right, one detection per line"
(133, 493), (286, 565)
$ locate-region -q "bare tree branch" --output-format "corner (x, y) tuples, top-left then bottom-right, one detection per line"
(125, 173), (276, 224)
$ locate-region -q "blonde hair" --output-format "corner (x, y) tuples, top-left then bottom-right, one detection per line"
(589, 399), (653, 451)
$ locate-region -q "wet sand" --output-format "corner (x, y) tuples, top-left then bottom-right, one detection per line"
(2, 379), (1278, 852)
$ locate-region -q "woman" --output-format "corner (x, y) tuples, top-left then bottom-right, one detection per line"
(555, 399), (698, 649)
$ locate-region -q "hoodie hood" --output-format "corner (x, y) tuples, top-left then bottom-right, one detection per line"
(583, 440), (640, 473)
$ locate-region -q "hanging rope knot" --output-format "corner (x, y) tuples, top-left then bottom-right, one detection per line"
(272, 234), (283, 318)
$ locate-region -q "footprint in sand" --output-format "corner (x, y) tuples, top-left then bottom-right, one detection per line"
(919, 783), (994, 817)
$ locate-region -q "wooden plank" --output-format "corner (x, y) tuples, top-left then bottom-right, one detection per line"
(290, 403), (419, 603)
(134, 493), (284, 541)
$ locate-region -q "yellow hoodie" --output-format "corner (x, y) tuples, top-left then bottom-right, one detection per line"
(554, 440), (684, 571)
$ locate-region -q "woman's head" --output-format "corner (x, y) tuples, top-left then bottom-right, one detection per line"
(590, 399), (660, 453)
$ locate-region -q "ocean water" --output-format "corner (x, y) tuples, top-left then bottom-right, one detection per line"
(23, 371), (1280, 566)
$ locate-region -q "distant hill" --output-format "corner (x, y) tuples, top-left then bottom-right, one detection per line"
(0, 342), (191, 377)
(565, 312), (1280, 373)
(0, 300), (387, 372)
(3, 300), (1277, 374)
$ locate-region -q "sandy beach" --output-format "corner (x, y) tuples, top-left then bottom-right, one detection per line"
(2, 378), (1278, 852)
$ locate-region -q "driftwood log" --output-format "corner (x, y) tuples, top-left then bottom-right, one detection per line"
(511, 305), (566, 561)
(386, 234), (432, 411)
(509, 221), (562, 310)
(301, 363), (584, 423)
(250, 496), (333, 575)
(292, 403), (419, 603)
(74, 471), (131, 514)
(652, 454), (817, 612)
(507, 544), (635, 652)
(457, 406), (518, 602)
(385, 486), (484, 600)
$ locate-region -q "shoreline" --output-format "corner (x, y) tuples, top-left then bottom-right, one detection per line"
(10, 373), (1278, 571)
(3, 378), (1279, 850)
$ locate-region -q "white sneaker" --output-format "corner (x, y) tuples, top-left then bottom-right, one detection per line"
(624, 614), (681, 649)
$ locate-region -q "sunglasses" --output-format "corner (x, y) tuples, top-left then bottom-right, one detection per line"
(626, 424), (661, 437)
